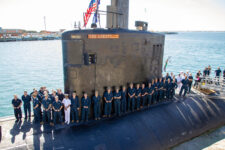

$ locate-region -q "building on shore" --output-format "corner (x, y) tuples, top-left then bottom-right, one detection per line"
(0, 27), (64, 42)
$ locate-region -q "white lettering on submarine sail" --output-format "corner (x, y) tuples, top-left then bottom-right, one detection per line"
(71, 35), (82, 39)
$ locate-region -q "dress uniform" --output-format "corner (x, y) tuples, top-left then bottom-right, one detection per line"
(128, 84), (136, 112)
(52, 97), (63, 125)
(32, 96), (41, 123)
(114, 88), (121, 116)
(71, 93), (80, 123)
(92, 92), (101, 120)
(41, 96), (52, 124)
(62, 95), (71, 124)
(104, 88), (113, 117)
(141, 84), (147, 108)
(81, 94), (91, 121)
(179, 77), (189, 97)
(135, 85), (141, 110)
(121, 87), (127, 114)
(12, 96), (22, 122)
(21, 92), (31, 119)
(147, 83), (153, 106)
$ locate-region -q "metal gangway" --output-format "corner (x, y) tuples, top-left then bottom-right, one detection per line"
(198, 76), (225, 92)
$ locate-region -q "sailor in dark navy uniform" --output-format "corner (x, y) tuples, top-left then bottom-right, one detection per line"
(179, 76), (189, 97)
(165, 73), (172, 81)
(166, 79), (172, 99)
(154, 78), (159, 102)
(158, 78), (164, 101)
(128, 83), (136, 112)
(57, 89), (64, 102)
(32, 93), (41, 123)
(223, 69), (225, 77)
(81, 93), (91, 122)
(12, 95), (22, 122)
(141, 83), (147, 108)
(121, 86), (127, 114)
(21, 91), (31, 119)
(135, 84), (141, 110)
(203, 67), (208, 77)
(40, 94), (52, 125)
(151, 79), (155, 104)
(171, 79), (178, 99)
(188, 73), (193, 93)
(71, 91), (80, 123)
(92, 91), (101, 120)
(52, 96), (63, 126)
(114, 87), (121, 116)
(104, 87), (113, 117)
(147, 83), (153, 106)
(162, 79), (167, 100)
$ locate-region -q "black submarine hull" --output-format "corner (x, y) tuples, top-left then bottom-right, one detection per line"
(39, 94), (225, 150)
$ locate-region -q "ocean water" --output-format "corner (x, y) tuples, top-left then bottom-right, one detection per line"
(0, 32), (224, 117)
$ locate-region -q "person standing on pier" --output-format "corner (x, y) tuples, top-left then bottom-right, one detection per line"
(81, 93), (91, 122)
(215, 67), (222, 85)
(215, 67), (222, 78)
(71, 91), (80, 123)
(21, 91), (31, 119)
(104, 87), (113, 117)
(62, 94), (71, 124)
(203, 67), (208, 77)
(12, 95), (22, 122)
(92, 91), (101, 120)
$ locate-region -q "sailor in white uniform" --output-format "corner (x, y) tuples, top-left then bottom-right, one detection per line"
(176, 73), (183, 91)
(62, 94), (71, 124)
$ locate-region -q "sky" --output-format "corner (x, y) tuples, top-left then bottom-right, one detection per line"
(0, 0), (225, 31)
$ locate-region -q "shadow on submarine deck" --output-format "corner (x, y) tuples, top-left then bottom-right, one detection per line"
(2, 91), (225, 150)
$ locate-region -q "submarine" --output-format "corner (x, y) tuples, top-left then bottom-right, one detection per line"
(0, 0), (224, 149)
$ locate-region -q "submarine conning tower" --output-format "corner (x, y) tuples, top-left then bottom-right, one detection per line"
(61, 0), (165, 97)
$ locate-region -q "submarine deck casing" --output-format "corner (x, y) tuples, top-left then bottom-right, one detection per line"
(62, 29), (165, 96)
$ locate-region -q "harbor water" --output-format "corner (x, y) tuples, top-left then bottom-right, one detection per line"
(0, 32), (225, 117)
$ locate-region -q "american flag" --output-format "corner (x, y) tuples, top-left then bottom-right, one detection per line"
(84, 0), (98, 27)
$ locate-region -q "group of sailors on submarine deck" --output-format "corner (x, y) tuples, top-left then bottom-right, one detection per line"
(12, 67), (225, 126)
